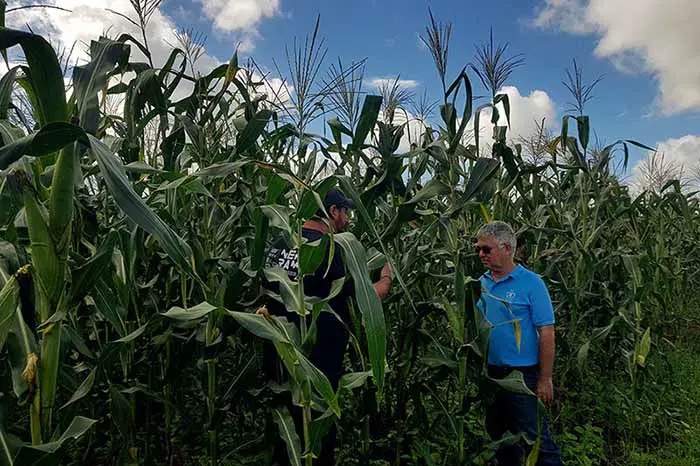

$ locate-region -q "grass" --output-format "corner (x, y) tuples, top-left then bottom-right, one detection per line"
(626, 332), (700, 465)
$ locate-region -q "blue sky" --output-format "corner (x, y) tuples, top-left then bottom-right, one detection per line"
(162, 0), (698, 175)
(8, 0), (700, 183)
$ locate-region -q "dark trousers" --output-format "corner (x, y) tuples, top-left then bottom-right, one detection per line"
(486, 365), (563, 466)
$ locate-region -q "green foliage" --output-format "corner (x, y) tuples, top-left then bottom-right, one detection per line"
(0, 8), (698, 466)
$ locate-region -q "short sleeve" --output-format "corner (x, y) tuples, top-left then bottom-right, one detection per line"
(529, 276), (555, 327)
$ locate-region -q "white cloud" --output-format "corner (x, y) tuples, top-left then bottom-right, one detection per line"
(465, 86), (557, 155)
(369, 86), (555, 155)
(655, 136), (700, 169)
(368, 77), (420, 89)
(5, 0), (222, 72)
(629, 135), (700, 193)
(533, 0), (700, 115)
(197, 0), (280, 38)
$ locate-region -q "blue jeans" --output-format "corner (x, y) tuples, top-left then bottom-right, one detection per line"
(486, 366), (563, 466)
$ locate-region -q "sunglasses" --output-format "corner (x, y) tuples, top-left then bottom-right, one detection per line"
(474, 245), (495, 254)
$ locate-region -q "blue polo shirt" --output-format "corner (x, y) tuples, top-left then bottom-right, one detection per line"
(478, 264), (555, 367)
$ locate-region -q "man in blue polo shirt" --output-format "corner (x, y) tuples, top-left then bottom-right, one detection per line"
(475, 221), (562, 466)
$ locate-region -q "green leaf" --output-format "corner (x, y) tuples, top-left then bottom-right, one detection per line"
(308, 410), (336, 458)
(228, 311), (292, 345)
(305, 278), (345, 305)
(13, 416), (96, 465)
(23, 190), (63, 304)
(576, 116), (589, 152)
(260, 205), (293, 235)
(0, 65), (22, 121)
(114, 324), (148, 343)
(488, 370), (535, 396)
(72, 37), (130, 134)
(0, 28), (68, 126)
(263, 268), (304, 315)
(162, 302), (218, 321)
(124, 161), (165, 174)
(69, 242), (114, 305)
(299, 236), (328, 276)
(88, 135), (199, 282)
(236, 109), (272, 155)
(273, 407), (302, 466)
(526, 437), (541, 466)
(60, 368), (97, 410)
(194, 160), (250, 178)
(92, 278), (127, 337)
(405, 178), (450, 205)
(636, 328), (651, 367)
(333, 232), (386, 401)
(452, 260), (466, 344)
(298, 177), (336, 220)
(513, 320), (522, 352)
(473, 103), (493, 157)
(296, 348), (340, 416)
(577, 341), (590, 374)
(0, 122), (86, 171)
(338, 371), (372, 392)
(0, 275), (18, 351)
(494, 93), (511, 128)
(252, 208), (268, 272)
(337, 176), (413, 305)
(109, 386), (131, 437)
(352, 95), (382, 148)
(463, 157), (501, 202)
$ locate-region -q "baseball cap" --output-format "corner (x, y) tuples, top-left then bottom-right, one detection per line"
(319, 188), (355, 215)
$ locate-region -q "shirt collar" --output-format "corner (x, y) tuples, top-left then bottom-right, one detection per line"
(483, 264), (522, 283)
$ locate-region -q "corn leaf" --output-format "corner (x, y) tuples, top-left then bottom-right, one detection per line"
(405, 178), (450, 205)
(88, 134), (199, 282)
(162, 302), (218, 321)
(488, 370), (535, 396)
(236, 109), (272, 155)
(23, 191), (62, 306)
(273, 407), (302, 466)
(463, 157), (501, 202)
(72, 37), (130, 134)
(0, 28), (68, 126)
(299, 236), (328, 277)
(263, 267), (304, 315)
(352, 95), (382, 149)
(636, 328), (651, 367)
(260, 205), (293, 235)
(0, 65), (22, 120)
(60, 369), (97, 410)
(13, 416), (96, 465)
(0, 275), (18, 351)
(333, 232), (386, 401)
(0, 122), (86, 171)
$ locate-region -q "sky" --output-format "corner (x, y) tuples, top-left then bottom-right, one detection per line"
(4, 0), (700, 187)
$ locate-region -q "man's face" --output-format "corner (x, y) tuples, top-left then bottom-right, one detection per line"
(474, 236), (512, 271)
(329, 205), (349, 232)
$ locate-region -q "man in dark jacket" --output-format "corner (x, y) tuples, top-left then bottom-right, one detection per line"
(258, 188), (392, 465)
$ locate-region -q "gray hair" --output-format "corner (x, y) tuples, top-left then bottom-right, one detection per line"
(476, 221), (517, 250)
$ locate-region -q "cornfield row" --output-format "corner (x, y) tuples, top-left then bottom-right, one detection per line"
(0, 6), (699, 466)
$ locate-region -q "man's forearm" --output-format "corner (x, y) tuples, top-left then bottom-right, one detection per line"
(538, 325), (555, 378)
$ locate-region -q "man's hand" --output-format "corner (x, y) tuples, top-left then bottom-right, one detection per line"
(256, 306), (271, 320)
(536, 375), (554, 404)
(373, 262), (393, 300)
(380, 262), (392, 280)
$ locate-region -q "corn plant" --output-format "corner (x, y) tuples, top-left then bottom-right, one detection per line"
(0, 6), (699, 466)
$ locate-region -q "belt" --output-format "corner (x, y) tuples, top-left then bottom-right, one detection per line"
(487, 364), (539, 379)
